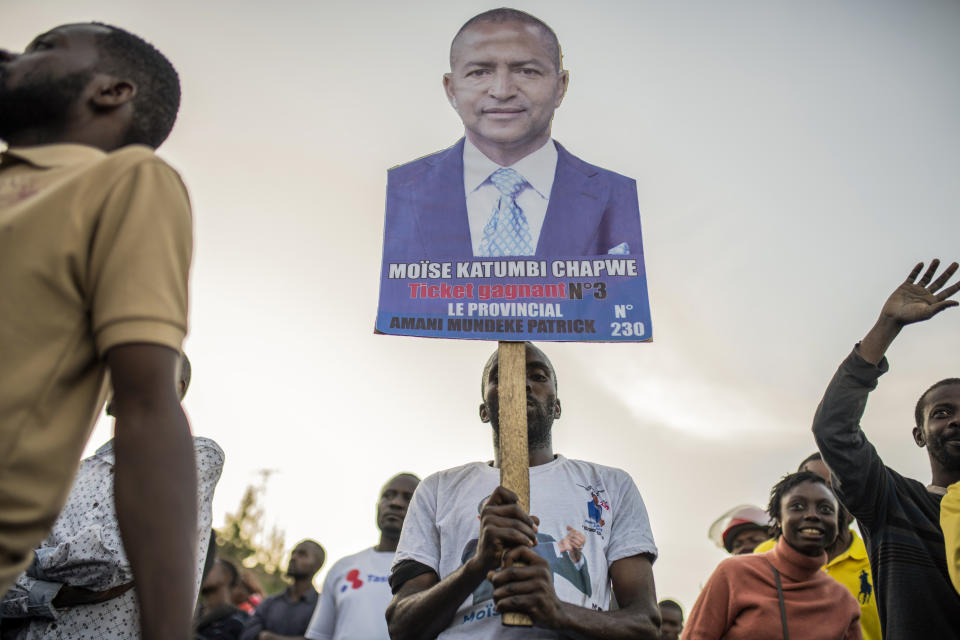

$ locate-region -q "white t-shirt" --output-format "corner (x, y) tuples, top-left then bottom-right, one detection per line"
(305, 547), (395, 640)
(392, 455), (657, 639)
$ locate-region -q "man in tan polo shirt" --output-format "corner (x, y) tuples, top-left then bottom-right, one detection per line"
(0, 23), (197, 639)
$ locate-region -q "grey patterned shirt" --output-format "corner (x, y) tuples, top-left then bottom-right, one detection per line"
(1, 437), (224, 639)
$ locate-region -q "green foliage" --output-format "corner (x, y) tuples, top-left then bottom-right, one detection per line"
(215, 475), (289, 595)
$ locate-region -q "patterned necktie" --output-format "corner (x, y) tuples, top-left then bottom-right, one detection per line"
(477, 167), (534, 257)
(942, 481), (960, 595)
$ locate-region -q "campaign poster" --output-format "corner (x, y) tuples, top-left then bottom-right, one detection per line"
(375, 11), (652, 342)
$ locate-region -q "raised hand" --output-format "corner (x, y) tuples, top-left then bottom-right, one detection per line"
(879, 260), (960, 326)
(470, 486), (539, 574)
(860, 259), (960, 365)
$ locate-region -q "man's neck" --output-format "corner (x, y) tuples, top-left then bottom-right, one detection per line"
(287, 577), (314, 600)
(466, 129), (551, 167)
(2, 126), (121, 152)
(930, 458), (960, 490)
(492, 441), (554, 468)
(375, 533), (399, 553)
(2, 127), (64, 148)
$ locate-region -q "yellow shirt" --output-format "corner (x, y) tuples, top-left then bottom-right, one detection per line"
(0, 144), (192, 591)
(943, 482), (960, 595)
(754, 531), (880, 640)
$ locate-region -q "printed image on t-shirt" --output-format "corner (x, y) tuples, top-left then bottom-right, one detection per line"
(459, 494), (591, 605)
(581, 484), (610, 539)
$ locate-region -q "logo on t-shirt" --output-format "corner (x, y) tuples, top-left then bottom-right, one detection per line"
(579, 483), (610, 539)
(340, 569), (364, 592)
(858, 570), (873, 604)
(0, 176), (40, 208)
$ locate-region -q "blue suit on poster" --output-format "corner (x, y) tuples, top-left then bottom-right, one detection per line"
(459, 532), (592, 605)
(383, 139), (644, 260)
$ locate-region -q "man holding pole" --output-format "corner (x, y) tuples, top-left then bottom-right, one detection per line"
(386, 343), (661, 639)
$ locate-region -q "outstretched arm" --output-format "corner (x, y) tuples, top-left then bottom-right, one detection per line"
(386, 486), (539, 640)
(109, 344), (197, 640)
(813, 260), (960, 524)
(860, 260), (960, 364)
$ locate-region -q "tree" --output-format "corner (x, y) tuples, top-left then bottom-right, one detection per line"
(215, 470), (288, 595)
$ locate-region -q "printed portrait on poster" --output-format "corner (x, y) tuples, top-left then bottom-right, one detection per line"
(382, 10), (643, 261)
(376, 9), (652, 342)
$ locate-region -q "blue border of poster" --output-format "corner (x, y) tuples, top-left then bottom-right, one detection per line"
(375, 256), (652, 342)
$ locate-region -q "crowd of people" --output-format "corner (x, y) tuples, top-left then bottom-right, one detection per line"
(1, 6), (959, 640)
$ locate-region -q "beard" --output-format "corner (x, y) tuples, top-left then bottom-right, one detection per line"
(0, 68), (92, 142)
(489, 392), (557, 450)
(378, 511), (402, 539)
(928, 431), (960, 471)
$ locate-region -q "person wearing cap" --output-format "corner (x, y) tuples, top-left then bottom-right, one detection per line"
(708, 506), (772, 556)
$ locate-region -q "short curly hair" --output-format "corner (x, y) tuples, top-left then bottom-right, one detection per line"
(92, 23), (180, 148)
(767, 470), (833, 536)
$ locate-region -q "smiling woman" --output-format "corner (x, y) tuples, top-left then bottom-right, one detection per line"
(769, 472), (839, 557)
(682, 472), (863, 640)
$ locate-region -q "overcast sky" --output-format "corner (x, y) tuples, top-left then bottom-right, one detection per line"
(4, 0), (960, 612)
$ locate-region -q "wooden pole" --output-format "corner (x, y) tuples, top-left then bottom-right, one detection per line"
(497, 341), (533, 628)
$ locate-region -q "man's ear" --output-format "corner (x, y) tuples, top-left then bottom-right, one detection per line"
(90, 77), (136, 109)
(479, 402), (490, 423)
(443, 74), (458, 109)
(912, 425), (926, 448)
(553, 398), (562, 419)
(554, 70), (569, 108)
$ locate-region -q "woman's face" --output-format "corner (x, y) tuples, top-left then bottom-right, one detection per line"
(778, 481), (839, 556)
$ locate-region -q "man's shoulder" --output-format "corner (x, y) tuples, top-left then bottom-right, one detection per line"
(555, 143), (636, 189)
(78, 144), (179, 177)
(328, 547), (375, 572)
(411, 462), (498, 509)
(257, 590), (288, 608)
(104, 144), (162, 163)
(843, 457), (930, 508)
(715, 550), (767, 578)
(419, 458), (638, 496)
(422, 460), (492, 483)
(387, 140), (462, 185)
(194, 436), (226, 467)
(104, 145), (186, 184)
(883, 466), (941, 511)
(260, 591), (284, 603)
(45, 144), (187, 206)
(550, 456), (634, 483)
(4, 143), (178, 181)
